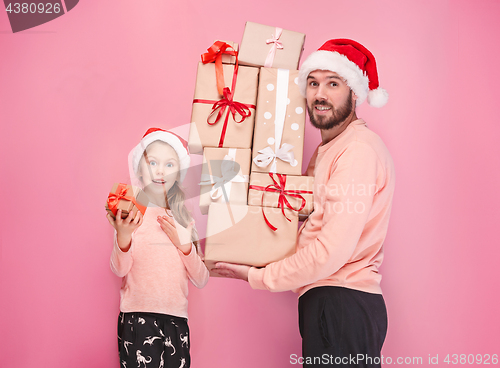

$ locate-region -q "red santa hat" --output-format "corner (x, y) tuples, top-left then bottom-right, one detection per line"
(298, 39), (388, 107)
(131, 128), (190, 183)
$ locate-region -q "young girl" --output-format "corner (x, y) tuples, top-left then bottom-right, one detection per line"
(106, 127), (209, 368)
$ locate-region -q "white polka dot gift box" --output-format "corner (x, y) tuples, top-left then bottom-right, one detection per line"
(251, 68), (306, 176)
(238, 21), (305, 70)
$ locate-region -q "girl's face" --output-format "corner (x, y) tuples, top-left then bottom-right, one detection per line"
(138, 141), (180, 197)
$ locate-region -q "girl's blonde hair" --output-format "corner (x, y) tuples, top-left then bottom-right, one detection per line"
(165, 180), (201, 254)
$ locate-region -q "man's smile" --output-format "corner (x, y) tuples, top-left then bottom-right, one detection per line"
(315, 105), (332, 111)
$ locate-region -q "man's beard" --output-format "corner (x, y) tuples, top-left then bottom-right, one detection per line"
(307, 90), (354, 131)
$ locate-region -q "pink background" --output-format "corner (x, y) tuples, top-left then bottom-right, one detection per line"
(1, 0), (499, 367)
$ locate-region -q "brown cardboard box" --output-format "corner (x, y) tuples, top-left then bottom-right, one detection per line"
(204, 203), (298, 271)
(251, 68), (306, 175)
(238, 21), (305, 69)
(188, 62), (259, 154)
(248, 172), (314, 216)
(105, 183), (149, 219)
(199, 147), (251, 215)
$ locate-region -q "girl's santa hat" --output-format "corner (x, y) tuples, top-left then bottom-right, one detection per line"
(298, 38), (388, 107)
(131, 128), (190, 183)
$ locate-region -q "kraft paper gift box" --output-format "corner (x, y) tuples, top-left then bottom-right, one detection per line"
(238, 21), (305, 70)
(188, 62), (260, 154)
(199, 147), (251, 215)
(251, 68), (306, 175)
(105, 183), (148, 219)
(204, 203), (298, 271)
(248, 172), (314, 216)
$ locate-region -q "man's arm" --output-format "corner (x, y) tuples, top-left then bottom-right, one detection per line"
(247, 141), (382, 291)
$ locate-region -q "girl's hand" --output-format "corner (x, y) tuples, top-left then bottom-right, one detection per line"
(157, 215), (194, 255)
(106, 209), (143, 252)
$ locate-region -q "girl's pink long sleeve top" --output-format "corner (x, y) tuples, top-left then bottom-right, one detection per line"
(110, 206), (209, 318)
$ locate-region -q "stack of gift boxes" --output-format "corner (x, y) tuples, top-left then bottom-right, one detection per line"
(188, 22), (314, 272)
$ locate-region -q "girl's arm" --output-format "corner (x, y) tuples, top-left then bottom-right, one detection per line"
(179, 243), (210, 289)
(107, 209), (143, 251)
(107, 209), (143, 277)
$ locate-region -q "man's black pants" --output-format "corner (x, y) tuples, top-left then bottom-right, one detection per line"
(298, 286), (387, 367)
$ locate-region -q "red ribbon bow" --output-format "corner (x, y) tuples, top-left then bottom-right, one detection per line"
(249, 173), (312, 231)
(193, 88), (255, 148)
(201, 41), (238, 63)
(201, 41), (238, 96)
(107, 184), (146, 217)
(208, 87), (252, 125)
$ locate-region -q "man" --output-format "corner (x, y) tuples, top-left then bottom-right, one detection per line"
(213, 39), (395, 367)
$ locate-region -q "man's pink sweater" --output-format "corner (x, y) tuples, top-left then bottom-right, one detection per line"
(110, 206), (209, 318)
(248, 119), (395, 296)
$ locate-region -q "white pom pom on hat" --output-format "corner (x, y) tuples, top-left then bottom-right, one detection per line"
(367, 87), (389, 108)
(298, 38), (388, 107)
(131, 128), (190, 183)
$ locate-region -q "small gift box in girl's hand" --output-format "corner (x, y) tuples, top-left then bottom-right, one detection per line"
(238, 21), (306, 70)
(105, 183), (149, 219)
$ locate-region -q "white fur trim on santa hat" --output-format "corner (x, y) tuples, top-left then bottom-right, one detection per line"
(131, 130), (190, 183)
(367, 87), (389, 108)
(298, 50), (369, 106)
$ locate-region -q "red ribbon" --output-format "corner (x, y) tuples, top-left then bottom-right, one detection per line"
(107, 183), (146, 217)
(194, 42), (255, 148)
(249, 173), (313, 231)
(201, 41), (238, 96)
(193, 87), (255, 147)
